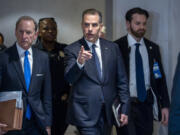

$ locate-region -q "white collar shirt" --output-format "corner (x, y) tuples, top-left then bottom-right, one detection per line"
(16, 43), (33, 74)
(127, 34), (150, 97)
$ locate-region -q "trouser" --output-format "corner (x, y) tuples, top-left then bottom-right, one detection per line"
(5, 117), (47, 135)
(116, 90), (154, 135)
(77, 105), (112, 135)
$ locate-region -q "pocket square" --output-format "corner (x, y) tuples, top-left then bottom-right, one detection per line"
(36, 74), (44, 76)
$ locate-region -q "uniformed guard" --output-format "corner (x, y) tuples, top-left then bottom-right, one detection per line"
(35, 17), (70, 135)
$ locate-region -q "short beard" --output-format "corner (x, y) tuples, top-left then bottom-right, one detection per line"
(130, 27), (145, 38)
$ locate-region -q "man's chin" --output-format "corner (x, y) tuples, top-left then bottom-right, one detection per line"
(19, 43), (31, 50)
(85, 37), (96, 43)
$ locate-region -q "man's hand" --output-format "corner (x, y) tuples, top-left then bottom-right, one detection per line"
(46, 126), (51, 135)
(161, 108), (169, 126)
(77, 46), (92, 65)
(0, 123), (7, 135)
(120, 114), (128, 127)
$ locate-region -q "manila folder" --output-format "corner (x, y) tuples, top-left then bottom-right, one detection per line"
(0, 99), (23, 131)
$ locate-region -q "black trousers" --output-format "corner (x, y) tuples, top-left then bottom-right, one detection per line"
(77, 105), (112, 135)
(116, 91), (154, 135)
(51, 100), (68, 135)
(5, 117), (47, 135)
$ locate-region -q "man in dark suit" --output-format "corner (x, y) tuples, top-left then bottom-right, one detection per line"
(114, 7), (170, 135)
(169, 53), (180, 135)
(35, 17), (70, 135)
(0, 16), (52, 135)
(64, 8), (130, 135)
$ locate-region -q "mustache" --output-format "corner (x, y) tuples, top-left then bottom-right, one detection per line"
(86, 33), (93, 36)
(137, 29), (145, 32)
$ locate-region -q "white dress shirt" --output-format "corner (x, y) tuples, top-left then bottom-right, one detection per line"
(16, 43), (33, 74)
(127, 34), (150, 97)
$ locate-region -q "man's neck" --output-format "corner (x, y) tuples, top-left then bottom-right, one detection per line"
(128, 32), (142, 42)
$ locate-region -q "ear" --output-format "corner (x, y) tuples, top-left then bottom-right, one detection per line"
(81, 22), (84, 29)
(15, 30), (17, 38)
(100, 23), (103, 28)
(126, 21), (130, 31)
(33, 31), (39, 40)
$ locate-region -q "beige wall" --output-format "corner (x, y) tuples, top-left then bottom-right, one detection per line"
(0, 0), (105, 46)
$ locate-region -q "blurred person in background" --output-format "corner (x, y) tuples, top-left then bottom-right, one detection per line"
(0, 33), (6, 52)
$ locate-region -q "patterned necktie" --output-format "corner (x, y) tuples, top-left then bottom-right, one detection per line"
(135, 43), (147, 102)
(92, 44), (102, 79)
(24, 50), (31, 119)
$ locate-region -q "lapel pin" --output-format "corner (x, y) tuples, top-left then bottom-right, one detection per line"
(149, 46), (152, 50)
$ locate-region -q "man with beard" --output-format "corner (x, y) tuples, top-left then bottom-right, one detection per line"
(114, 7), (170, 135)
(35, 18), (70, 135)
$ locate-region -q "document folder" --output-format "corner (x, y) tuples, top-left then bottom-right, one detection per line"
(0, 91), (23, 131)
(112, 98), (121, 127)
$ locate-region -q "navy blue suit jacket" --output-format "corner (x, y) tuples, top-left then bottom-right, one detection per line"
(64, 38), (129, 127)
(0, 44), (52, 128)
(115, 36), (170, 120)
(169, 53), (180, 135)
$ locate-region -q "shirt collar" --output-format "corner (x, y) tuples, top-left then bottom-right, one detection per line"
(127, 33), (144, 47)
(16, 42), (32, 57)
(85, 38), (100, 49)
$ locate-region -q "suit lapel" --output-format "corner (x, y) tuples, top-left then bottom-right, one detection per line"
(144, 39), (154, 78)
(100, 39), (109, 83)
(11, 45), (27, 90)
(122, 36), (131, 80)
(144, 39), (154, 64)
(80, 38), (100, 82)
(28, 47), (38, 93)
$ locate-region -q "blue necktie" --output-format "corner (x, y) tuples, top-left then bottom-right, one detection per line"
(92, 44), (104, 102)
(135, 43), (147, 102)
(24, 50), (31, 119)
(92, 44), (102, 79)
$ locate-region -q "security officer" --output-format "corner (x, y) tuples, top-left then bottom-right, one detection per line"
(35, 17), (70, 135)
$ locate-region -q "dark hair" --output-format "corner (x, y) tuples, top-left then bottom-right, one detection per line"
(16, 16), (38, 31)
(38, 17), (57, 27)
(125, 7), (149, 22)
(0, 32), (4, 43)
(82, 8), (102, 23)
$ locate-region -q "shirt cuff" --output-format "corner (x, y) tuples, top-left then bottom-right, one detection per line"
(76, 59), (84, 69)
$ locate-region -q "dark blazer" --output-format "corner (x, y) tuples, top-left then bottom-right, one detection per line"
(0, 44), (52, 128)
(115, 36), (170, 120)
(169, 53), (180, 135)
(64, 38), (129, 127)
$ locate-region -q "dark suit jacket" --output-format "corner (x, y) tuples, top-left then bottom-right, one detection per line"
(115, 36), (170, 120)
(169, 53), (180, 135)
(0, 44), (52, 128)
(64, 38), (129, 127)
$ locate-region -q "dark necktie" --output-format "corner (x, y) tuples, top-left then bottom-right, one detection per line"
(92, 44), (104, 102)
(92, 44), (102, 79)
(135, 43), (147, 102)
(24, 50), (31, 119)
